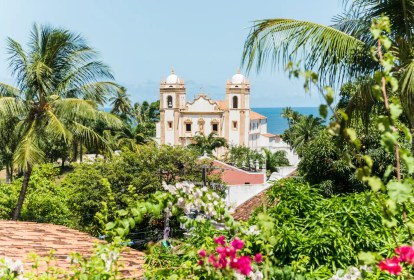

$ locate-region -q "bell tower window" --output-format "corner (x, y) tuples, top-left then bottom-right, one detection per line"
(232, 96), (238, 109)
(167, 95), (173, 108)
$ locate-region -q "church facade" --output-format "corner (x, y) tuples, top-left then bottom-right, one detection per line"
(155, 70), (299, 165)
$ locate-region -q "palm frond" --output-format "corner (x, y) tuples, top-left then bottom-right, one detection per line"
(0, 83), (20, 97)
(64, 81), (121, 104)
(242, 19), (369, 86)
(13, 120), (44, 170)
(400, 59), (414, 127)
(0, 97), (25, 117)
(44, 109), (72, 142)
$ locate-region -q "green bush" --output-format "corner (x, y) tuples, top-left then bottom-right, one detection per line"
(249, 178), (405, 273)
(0, 164), (74, 226)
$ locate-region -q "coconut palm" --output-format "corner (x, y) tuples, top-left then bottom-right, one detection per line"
(0, 24), (122, 220)
(281, 107), (294, 128)
(290, 115), (324, 155)
(189, 132), (228, 155)
(262, 148), (290, 172)
(242, 0), (414, 152)
(109, 86), (132, 118)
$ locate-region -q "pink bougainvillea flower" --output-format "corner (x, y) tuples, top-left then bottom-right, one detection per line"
(198, 249), (206, 258)
(237, 256), (253, 275)
(208, 254), (219, 268)
(254, 253), (263, 264)
(214, 235), (226, 246)
(218, 253), (228, 268)
(379, 257), (402, 275)
(216, 246), (226, 255)
(197, 260), (204, 266)
(226, 246), (237, 259)
(231, 238), (244, 250)
(395, 245), (414, 264)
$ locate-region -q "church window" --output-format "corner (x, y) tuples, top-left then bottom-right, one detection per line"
(232, 96), (238, 109)
(167, 121), (172, 129)
(232, 121), (238, 130)
(186, 123), (192, 132)
(212, 123), (218, 132)
(167, 95), (173, 108)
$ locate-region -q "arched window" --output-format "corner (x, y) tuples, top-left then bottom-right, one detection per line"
(232, 96), (238, 109)
(167, 95), (173, 108)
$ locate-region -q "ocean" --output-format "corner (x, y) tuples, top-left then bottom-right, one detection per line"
(252, 107), (321, 135)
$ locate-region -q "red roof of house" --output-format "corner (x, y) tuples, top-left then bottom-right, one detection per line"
(261, 133), (278, 138)
(0, 221), (144, 278)
(250, 111), (267, 120)
(212, 160), (265, 186)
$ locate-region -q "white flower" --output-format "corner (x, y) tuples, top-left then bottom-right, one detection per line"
(247, 225), (261, 235)
(201, 186), (208, 192)
(194, 189), (202, 199)
(176, 197), (185, 208)
(250, 270), (263, 280)
(11, 260), (24, 274)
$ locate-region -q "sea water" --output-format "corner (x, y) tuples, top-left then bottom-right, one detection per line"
(252, 107), (322, 135)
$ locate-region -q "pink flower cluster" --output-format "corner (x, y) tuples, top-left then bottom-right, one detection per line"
(379, 245), (414, 275)
(198, 235), (262, 276)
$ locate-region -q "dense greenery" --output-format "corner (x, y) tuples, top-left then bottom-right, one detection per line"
(250, 178), (405, 274)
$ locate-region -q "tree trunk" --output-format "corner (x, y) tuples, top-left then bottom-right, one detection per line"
(61, 157), (65, 169)
(12, 165), (32, 221)
(71, 140), (78, 162)
(5, 165), (11, 184)
(80, 140), (83, 163)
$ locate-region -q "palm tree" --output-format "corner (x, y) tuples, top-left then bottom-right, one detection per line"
(281, 107), (294, 128)
(189, 132), (228, 155)
(291, 115), (324, 155)
(109, 86), (132, 119)
(242, 0), (414, 152)
(0, 24), (122, 220)
(262, 149), (289, 172)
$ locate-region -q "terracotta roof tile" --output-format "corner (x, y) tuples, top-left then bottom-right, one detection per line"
(0, 221), (144, 278)
(250, 111), (267, 120)
(261, 133), (278, 138)
(212, 160), (265, 186)
(216, 100), (228, 110)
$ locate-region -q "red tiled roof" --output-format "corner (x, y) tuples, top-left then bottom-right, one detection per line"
(232, 189), (271, 221)
(216, 100), (228, 110)
(212, 161), (265, 186)
(261, 133), (278, 138)
(250, 111), (267, 120)
(0, 221), (144, 278)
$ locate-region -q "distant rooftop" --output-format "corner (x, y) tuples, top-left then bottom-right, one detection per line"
(0, 221), (144, 278)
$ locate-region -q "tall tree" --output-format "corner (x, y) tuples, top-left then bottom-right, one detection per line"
(109, 86), (132, 119)
(242, 0), (414, 153)
(189, 132), (228, 155)
(0, 24), (122, 220)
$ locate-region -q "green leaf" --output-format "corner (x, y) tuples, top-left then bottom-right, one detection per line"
(389, 103), (402, 120)
(364, 176), (384, 192)
(319, 105), (328, 119)
(105, 222), (116, 231)
(387, 181), (412, 203)
(358, 252), (376, 265)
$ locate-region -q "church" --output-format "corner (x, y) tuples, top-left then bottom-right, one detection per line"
(155, 69), (299, 165)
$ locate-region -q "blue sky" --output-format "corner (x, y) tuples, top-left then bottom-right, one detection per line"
(0, 0), (341, 107)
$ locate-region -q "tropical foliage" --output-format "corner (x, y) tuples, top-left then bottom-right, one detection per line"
(0, 24), (123, 219)
(242, 0), (414, 155)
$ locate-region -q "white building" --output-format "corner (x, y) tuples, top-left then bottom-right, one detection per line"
(155, 69), (299, 165)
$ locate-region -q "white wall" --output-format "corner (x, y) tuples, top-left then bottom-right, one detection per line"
(226, 183), (270, 209)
